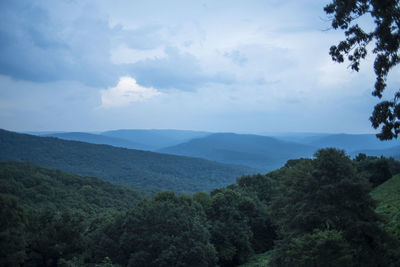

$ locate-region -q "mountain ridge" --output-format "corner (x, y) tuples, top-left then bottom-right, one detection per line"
(159, 132), (318, 171)
(43, 132), (151, 150)
(0, 129), (255, 194)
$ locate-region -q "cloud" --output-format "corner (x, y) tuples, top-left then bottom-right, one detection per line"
(0, 1), (234, 91)
(100, 76), (162, 108)
(0, 0), (166, 88)
(0, 0), (121, 87)
(128, 47), (235, 91)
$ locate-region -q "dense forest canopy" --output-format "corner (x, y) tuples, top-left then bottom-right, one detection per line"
(1, 148), (400, 266)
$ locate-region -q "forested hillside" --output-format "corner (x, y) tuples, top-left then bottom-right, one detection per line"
(1, 149), (399, 266)
(0, 161), (143, 213)
(43, 132), (151, 151)
(0, 129), (254, 193)
(0, 161), (276, 266)
(0, 162), (143, 266)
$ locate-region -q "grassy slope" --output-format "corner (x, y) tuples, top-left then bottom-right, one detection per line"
(0, 129), (254, 194)
(371, 174), (400, 238)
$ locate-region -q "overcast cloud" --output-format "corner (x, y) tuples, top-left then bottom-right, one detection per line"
(0, 0), (395, 133)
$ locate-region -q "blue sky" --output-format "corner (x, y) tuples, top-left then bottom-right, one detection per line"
(1, 0), (398, 133)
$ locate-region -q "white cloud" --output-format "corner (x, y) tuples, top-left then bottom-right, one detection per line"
(100, 76), (162, 108)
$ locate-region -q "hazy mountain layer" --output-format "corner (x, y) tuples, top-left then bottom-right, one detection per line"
(301, 133), (399, 151)
(159, 133), (317, 171)
(101, 129), (211, 150)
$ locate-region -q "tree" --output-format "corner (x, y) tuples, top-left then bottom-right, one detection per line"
(208, 189), (254, 266)
(25, 209), (87, 267)
(270, 148), (396, 266)
(354, 154), (393, 187)
(97, 191), (217, 267)
(325, 0), (400, 140)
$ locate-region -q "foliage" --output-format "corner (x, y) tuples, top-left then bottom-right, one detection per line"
(270, 148), (397, 266)
(93, 191), (217, 267)
(207, 188), (275, 266)
(24, 209), (86, 267)
(236, 173), (278, 203)
(2, 149), (400, 266)
(207, 189), (254, 266)
(325, 0), (400, 139)
(354, 153), (399, 187)
(0, 161), (142, 213)
(0, 162), (141, 266)
(0, 129), (253, 193)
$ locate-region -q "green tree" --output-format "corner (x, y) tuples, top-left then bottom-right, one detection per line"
(270, 148), (396, 266)
(96, 191), (217, 267)
(325, 0), (400, 139)
(236, 173), (277, 204)
(208, 189), (254, 266)
(354, 154), (393, 187)
(25, 209), (86, 267)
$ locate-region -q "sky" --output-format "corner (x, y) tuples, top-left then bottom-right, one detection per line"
(1, 0), (399, 134)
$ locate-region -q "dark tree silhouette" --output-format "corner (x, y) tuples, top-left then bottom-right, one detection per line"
(325, 0), (400, 139)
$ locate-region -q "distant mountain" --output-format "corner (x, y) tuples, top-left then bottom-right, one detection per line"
(101, 129), (211, 150)
(273, 133), (400, 157)
(159, 133), (317, 171)
(44, 132), (150, 150)
(302, 133), (399, 151)
(350, 146), (400, 158)
(268, 132), (332, 143)
(0, 129), (254, 194)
